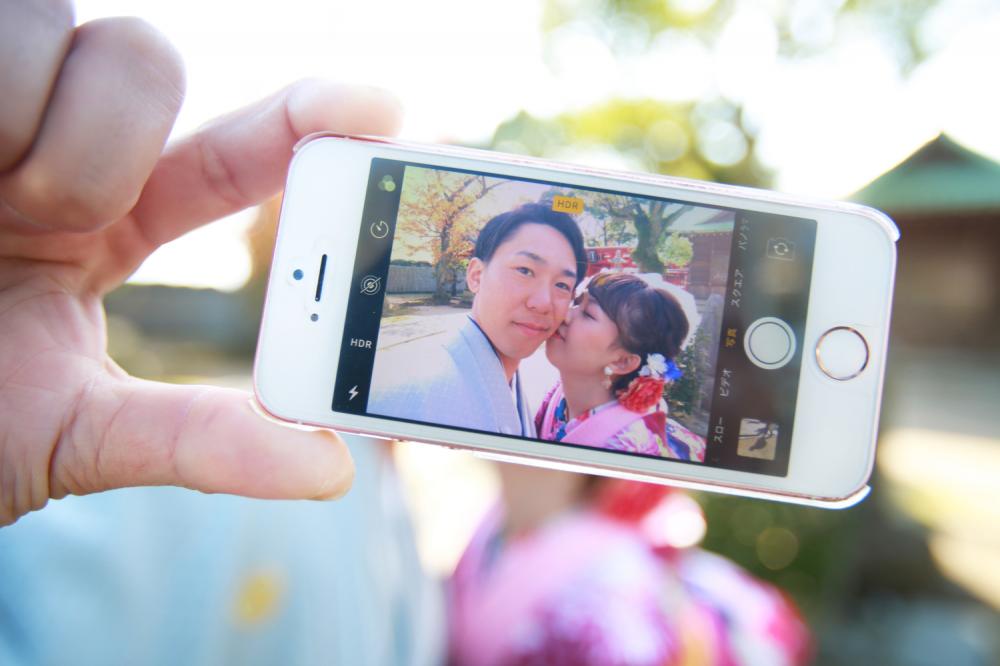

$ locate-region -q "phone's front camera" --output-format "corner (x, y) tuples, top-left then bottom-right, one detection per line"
(293, 269), (304, 281)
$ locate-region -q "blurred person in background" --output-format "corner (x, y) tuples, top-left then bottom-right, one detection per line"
(449, 465), (810, 666)
(0, 2), (441, 663)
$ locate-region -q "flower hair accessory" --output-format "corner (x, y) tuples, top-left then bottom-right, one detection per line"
(618, 353), (682, 412)
(572, 273), (596, 302)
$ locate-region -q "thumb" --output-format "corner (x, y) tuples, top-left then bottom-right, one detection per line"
(53, 377), (355, 502)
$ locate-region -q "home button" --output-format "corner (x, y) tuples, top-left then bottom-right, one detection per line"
(816, 327), (869, 380)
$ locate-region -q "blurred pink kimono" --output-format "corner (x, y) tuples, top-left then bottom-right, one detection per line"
(448, 503), (810, 666)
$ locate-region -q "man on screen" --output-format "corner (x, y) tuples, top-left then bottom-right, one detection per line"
(368, 203), (587, 437)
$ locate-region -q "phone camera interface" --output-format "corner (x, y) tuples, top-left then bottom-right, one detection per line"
(334, 158), (816, 479)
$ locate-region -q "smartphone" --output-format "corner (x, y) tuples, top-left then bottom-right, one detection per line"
(254, 134), (897, 508)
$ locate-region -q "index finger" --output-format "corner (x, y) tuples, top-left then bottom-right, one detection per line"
(127, 80), (402, 251)
(0, 0), (75, 170)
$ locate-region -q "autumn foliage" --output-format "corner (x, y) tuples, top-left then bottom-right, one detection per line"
(396, 169), (505, 303)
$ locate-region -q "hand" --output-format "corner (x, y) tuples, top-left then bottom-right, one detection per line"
(0, 0), (402, 525)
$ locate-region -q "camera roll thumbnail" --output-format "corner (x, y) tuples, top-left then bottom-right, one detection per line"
(737, 418), (779, 460)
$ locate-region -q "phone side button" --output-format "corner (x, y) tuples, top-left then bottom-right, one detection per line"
(815, 327), (869, 381)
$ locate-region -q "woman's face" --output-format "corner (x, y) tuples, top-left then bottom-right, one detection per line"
(545, 291), (624, 377)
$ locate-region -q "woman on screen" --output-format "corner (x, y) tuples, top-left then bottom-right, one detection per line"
(537, 271), (706, 461)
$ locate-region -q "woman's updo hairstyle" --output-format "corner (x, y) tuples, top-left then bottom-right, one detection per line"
(586, 272), (690, 394)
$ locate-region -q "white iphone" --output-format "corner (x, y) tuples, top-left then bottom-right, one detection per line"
(254, 134), (897, 508)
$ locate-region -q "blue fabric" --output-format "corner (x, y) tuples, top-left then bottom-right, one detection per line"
(368, 317), (535, 438)
(0, 435), (443, 666)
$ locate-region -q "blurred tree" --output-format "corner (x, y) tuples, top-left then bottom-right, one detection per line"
(592, 213), (637, 247)
(397, 170), (505, 303)
(667, 331), (700, 416)
(590, 197), (693, 272)
(657, 231), (693, 267)
(539, 187), (695, 271)
(491, 101), (750, 186)
(540, 187), (638, 246)
(544, 0), (942, 72)
(491, 0), (946, 190)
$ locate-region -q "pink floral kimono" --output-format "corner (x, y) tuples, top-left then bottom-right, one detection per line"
(448, 504), (810, 666)
(535, 382), (707, 462)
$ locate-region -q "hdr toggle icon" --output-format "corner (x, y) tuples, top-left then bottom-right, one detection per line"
(359, 275), (382, 295)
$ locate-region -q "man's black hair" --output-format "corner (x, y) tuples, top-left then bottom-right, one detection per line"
(473, 202), (588, 284)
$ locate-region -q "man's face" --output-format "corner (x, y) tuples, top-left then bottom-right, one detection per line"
(468, 223), (578, 366)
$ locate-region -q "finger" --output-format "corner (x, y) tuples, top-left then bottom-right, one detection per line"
(0, 0), (75, 170)
(52, 378), (355, 502)
(128, 79), (402, 250)
(0, 17), (185, 232)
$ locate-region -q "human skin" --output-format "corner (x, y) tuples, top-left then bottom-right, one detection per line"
(0, 0), (402, 526)
(466, 223), (578, 382)
(495, 463), (585, 537)
(545, 293), (640, 419)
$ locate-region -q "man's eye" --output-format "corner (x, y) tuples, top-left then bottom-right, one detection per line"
(555, 281), (572, 293)
(515, 266), (533, 276)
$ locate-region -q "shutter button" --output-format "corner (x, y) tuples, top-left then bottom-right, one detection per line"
(744, 317), (796, 370)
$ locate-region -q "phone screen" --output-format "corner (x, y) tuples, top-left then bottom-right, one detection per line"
(332, 158), (816, 477)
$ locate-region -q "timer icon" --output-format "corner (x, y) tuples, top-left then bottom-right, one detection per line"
(370, 220), (389, 239)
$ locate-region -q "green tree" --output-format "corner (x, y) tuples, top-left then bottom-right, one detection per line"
(540, 187), (638, 247)
(584, 194), (693, 273)
(667, 337), (699, 417)
(657, 232), (693, 268)
(397, 170), (505, 303)
(490, 0), (948, 191)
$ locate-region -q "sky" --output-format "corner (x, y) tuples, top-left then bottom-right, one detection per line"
(73, 0), (1000, 291)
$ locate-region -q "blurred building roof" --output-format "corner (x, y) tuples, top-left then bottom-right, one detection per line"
(852, 135), (1000, 214)
(670, 207), (734, 234)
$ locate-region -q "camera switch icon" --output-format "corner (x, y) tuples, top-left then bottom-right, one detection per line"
(766, 237), (795, 260)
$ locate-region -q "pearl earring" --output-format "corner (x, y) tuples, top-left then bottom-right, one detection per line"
(603, 365), (613, 389)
